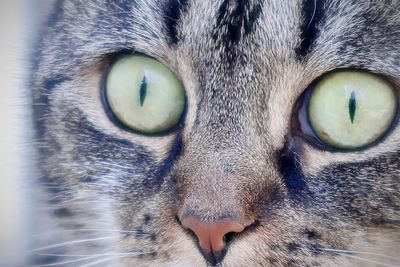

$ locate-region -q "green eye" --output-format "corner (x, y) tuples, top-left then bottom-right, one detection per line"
(308, 71), (398, 149)
(105, 55), (185, 134)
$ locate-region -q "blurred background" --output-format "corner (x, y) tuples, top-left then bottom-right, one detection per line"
(0, 1), (52, 266)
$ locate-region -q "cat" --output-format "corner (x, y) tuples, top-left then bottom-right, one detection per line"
(30, 0), (400, 266)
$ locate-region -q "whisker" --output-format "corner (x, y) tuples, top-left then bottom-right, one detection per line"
(32, 251), (141, 258)
(331, 252), (399, 267)
(31, 251), (107, 258)
(306, 0), (317, 29)
(29, 236), (116, 252)
(79, 255), (124, 267)
(79, 252), (149, 267)
(39, 200), (108, 210)
(319, 248), (400, 261)
(319, 248), (400, 260)
(33, 228), (152, 238)
(26, 255), (107, 267)
(38, 198), (85, 209)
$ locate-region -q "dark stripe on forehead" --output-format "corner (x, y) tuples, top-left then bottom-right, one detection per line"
(164, 0), (189, 45)
(295, 0), (325, 59)
(213, 0), (263, 48)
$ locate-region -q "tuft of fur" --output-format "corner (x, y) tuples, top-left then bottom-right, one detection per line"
(31, 0), (399, 266)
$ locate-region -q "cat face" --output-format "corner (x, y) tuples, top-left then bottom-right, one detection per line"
(32, 0), (400, 266)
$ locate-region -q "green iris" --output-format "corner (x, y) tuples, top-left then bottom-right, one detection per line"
(308, 71), (398, 149)
(105, 55), (185, 134)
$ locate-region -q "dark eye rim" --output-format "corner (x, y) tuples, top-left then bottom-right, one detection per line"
(292, 69), (400, 152)
(100, 51), (188, 137)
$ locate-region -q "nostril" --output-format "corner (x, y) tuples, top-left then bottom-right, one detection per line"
(223, 231), (236, 244)
(223, 220), (259, 244)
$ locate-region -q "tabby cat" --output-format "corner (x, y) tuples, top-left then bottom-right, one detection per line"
(31, 0), (400, 266)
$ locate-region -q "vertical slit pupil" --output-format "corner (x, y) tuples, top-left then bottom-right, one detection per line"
(349, 91), (356, 124)
(140, 75), (147, 107)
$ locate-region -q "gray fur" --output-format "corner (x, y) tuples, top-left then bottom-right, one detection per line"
(31, 0), (400, 266)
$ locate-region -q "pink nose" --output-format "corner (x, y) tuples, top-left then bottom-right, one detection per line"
(181, 217), (245, 263)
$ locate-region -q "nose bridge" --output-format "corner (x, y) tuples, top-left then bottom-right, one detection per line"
(187, 73), (273, 161)
(192, 64), (257, 139)
(176, 144), (272, 224)
(176, 69), (277, 221)
(178, 156), (240, 217)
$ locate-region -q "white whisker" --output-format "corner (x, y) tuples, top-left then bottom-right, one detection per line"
(39, 199), (109, 210)
(32, 251), (142, 258)
(33, 228), (149, 238)
(306, 0), (317, 29)
(319, 248), (400, 261)
(26, 255), (107, 267)
(331, 252), (399, 267)
(79, 252), (147, 267)
(78, 256), (122, 267)
(29, 236), (116, 252)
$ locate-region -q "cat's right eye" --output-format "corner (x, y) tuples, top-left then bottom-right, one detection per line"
(104, 55), (186, 134)
(298, 70), (398, 150)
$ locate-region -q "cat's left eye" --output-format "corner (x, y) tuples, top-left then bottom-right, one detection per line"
(299, 70), (398, 150)
(104, 55), (186, 134)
